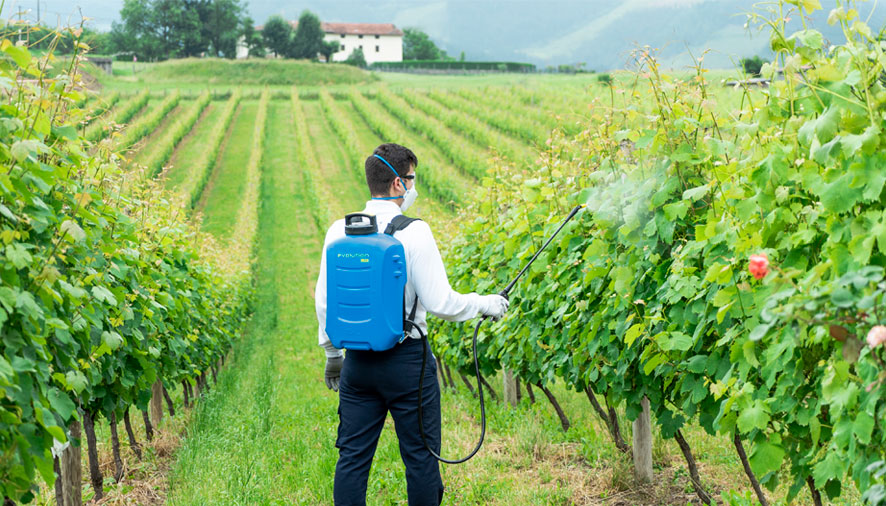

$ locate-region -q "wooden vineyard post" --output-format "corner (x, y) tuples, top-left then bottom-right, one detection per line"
(59, 420), (82, 506)
(150, 380), (163, 429)
(632, 396), (653, 484)
(436, 358), (445, 387)
(503, 369), (519, 407)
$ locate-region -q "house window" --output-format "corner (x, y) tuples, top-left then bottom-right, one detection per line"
(375, 45), (380, 52)
(340, 34), (345, 38)
(375, 35), (380, 39)
(359, 45), (363, 49)
(340, 45), (345, 51)
(358, 34), (363, 39)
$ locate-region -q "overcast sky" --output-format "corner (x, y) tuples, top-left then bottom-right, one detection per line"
(4, 1), (881, 69)
(3, 0), (743, 31)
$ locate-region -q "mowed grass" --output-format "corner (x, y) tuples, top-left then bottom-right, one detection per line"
(162, 103), (222, 192)
(130, 102), (185, 163)
(300, 99), (369, 219)
(101, 57), (377, 94)
(199, 101), (257, 239)
(166, 99), (334, 504)
(335, 99), (456, 222)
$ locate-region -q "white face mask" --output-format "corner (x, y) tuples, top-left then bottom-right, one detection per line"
(400, 183), (418, 211)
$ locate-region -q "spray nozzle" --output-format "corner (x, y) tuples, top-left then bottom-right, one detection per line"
(500, 204), (586, 297)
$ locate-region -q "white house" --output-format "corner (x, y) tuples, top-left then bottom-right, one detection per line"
(242, 21), (403, 64)
(322, 23), (403, 64)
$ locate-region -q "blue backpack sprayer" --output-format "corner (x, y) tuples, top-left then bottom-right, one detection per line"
(326, 156), (585, 463)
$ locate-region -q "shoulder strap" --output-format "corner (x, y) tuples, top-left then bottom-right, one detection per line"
(384, 215), (422, 337)
(384, 215), (422, 236)
(403, 294), (419, 336)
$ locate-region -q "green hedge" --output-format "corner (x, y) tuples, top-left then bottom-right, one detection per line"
(371, 60), (535, 72)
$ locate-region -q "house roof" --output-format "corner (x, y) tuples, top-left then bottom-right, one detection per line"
(257, 21), (403, 36)
(323, 23), (403, 36)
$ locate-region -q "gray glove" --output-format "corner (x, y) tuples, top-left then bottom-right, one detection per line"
(480, 294), (510, 321)
(325, 356), (343, 392)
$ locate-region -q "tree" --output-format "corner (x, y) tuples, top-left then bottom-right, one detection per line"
(741, 56), (764, 77)
(109, 0), (248, 59)
(152, 0), (188, 57)
(204, 0), (243, 57)
(180, 0), (211, 56)
(240, 16), (265, 58)
(86, 30), (113, 54)
(319, 39), (338, 62)
(344, 47), (366, 68)
(290, 10), (325, 59)
(262, 15), (292, 57)
(111, 0), (160, 60)
(403, 28), (441, 60)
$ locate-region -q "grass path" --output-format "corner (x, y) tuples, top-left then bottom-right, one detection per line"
(397, 89), (536, 169)
(162, 103), (221, 190)
(130, 103), (184, 162)
(373, 89), (489, 181)
(165, 99), (335, 504)
(336, 99), (455, 222)
(300, 99), (368, 219)
(162, 101), (656, 506)
(199, 101), (257, 239)
(427, 89), (551, 147)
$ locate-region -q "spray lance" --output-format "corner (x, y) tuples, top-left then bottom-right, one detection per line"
(409, 203), (587, 464)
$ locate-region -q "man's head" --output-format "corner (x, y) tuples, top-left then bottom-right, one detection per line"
(366, 143), (417, 198)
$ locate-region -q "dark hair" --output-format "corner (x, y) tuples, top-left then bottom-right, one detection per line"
(365, 143), (417, 196)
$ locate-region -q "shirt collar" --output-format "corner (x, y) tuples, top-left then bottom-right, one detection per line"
(363, 199), (402, 215)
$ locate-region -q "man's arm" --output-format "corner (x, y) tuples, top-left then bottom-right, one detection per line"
(408, 221), (488, 322)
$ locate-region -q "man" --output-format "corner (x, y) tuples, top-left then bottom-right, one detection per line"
(314, 143), (509, 505)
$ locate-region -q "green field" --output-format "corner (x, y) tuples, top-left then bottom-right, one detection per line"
(36, 52), (875, 506)
(101, 57), (377, 91)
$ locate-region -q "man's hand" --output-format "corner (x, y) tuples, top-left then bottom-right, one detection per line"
(480, 294), (510, 321)
(325, 356), (343, 391)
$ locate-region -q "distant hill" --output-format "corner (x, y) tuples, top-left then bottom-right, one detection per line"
(19, 0), (886, 70)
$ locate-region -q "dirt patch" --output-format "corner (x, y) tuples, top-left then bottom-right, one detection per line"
(77, 68), (103, 93)
(88, 410), (191, 506)
(478, 432), (722, 506)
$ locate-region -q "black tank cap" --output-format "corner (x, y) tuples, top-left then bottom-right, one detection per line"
(344, 213), (378, 235)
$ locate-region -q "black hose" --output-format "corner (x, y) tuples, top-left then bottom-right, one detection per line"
(413, 316), (488, 464)
(411, 203), (586, 464)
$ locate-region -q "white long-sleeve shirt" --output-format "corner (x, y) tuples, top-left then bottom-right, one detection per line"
(315, 200), (486, 358)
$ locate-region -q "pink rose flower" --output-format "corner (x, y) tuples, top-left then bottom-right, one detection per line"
(749, 253), (770, 280)
(867, 325), (886, 348)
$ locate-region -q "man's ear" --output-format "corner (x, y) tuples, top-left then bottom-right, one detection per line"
(391, 177), (403, 194)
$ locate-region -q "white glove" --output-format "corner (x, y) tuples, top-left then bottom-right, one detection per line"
(480, 294), (509, 321)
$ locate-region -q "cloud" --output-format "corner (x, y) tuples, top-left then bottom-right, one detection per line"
(519, 0), (644, 61)
(635, 0), (710, 6)
(391, 2), (450, 43)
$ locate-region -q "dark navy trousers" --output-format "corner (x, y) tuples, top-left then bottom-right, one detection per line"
(334, 337), (444, 506)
